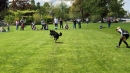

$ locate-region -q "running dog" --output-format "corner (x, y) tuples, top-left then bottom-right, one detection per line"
(49, 30), (62, 42)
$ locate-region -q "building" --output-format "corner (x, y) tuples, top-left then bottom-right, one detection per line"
(0, 0), (8, 12)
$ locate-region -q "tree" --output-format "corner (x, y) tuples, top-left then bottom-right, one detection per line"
(0, 0), (8, 12)
(71, 0), (87, 22)
(70, 0), (125, 23)
(83, 0), (109, 22)
(0, 9), (10, 20)
(37, 2), (40, 10)
(58, 2), (69, 20)
(43, 2), (51, 15)
(33, 13), (41, 24)
(109, 0), (125, 18)
(31, 0), (35, 6)
(30, 0), (36, 10)
(4, 15), (15, 25)
(9, 0), (31, 10)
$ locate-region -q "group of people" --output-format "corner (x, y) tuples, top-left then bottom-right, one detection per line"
(73, 17), (82, 29)
(53, 17), (69, 30)
(16, 18), (25, 31)
(73, 17), (89, 29)
(52, 17), (89, 30)
(30, 21), (49, 30)
(40, 20), (48, 30)
(1, 17), (130, 49)
(14, 17), (88, 31)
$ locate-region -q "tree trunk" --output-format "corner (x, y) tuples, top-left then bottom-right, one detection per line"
(81, 8), (84, 22)
(101, 16), (104, 23)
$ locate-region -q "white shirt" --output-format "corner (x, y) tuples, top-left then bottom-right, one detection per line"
(41, 20), (44, 25)
(54, 18), (58, 24)
(117, 28), (129, 37)
(86, 18), (89, 21)
(77, 18), (81, 22)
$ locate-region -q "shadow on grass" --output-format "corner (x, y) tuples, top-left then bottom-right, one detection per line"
(55, 42), (63, 44)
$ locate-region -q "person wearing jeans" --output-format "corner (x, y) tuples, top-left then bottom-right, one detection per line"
(16, 20), (19, 30)
(73, 17), (76, 29)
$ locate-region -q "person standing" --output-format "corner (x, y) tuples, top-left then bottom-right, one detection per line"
(86, 18), (89, 24)
(41, 19), (44, 30)
(77, 17), (81, 28)
(59, 17), (63, 29)
(16, 20), (19, 30)
(20, 18), (24, 24)
(6, 23), (10, 31)
(116, 27), (130, 48)
(54, 17), (58, 29)
(73, 17), (76, 29)
(107, 18), (111, 28)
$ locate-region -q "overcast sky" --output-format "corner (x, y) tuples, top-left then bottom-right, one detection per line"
(9, 0), (130, 12)
(123, 0), (130, 12)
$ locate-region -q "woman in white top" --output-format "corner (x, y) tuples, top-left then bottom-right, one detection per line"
(116, 27), (130, 48)
(54, 17), (58, 29)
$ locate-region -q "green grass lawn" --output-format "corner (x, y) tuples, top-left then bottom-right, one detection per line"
(0, 22), (130, 73)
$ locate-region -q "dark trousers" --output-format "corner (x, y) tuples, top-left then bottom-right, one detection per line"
(55, 23), (58, 29)
(78, 22), (81, 28)
(73, 23), (76, 29)
(108, 23), (111, 28)
(118, 34), (129, 46)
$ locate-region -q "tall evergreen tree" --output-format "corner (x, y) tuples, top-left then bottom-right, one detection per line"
(31, 0), (35, 6)
(31, 0), (36, 10)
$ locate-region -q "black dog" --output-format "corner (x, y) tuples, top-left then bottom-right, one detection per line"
(50, 30), (62, 42)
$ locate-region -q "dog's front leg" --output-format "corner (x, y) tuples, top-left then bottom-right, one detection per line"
(54, 38), (57, 42)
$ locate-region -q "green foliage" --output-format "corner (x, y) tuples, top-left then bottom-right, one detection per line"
(71, 0), (126, 22)
(0, 9), (10, 20)
(14, 10), (22, 19)
(42, 15), (53, 24)
(30, 0), (36, 10)
(26, 16), (34, 24)
(4, 15), (15, 25)
(91, 15), (101, 23)
(109, 0), (125, 17)
(43, 2), (50, 7)
(33, 13), (41, 24)
(31, 0), (35, 6)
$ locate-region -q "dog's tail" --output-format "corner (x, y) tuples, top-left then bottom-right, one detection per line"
(59, 32), (62, 36)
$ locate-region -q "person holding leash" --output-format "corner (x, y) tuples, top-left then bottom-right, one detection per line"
(116, 27), (130, 48)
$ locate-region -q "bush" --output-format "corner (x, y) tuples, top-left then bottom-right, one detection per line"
(33, 13), (41, 24)
(4, 15), (15, 25)
(26, 16), (34, 24)
(42, 15), (53, 24)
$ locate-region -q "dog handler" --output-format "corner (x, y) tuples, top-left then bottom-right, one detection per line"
(116, 27), (130, 48)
